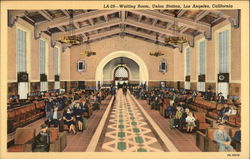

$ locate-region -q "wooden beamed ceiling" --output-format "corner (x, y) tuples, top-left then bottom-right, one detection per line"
(8, 9), (240, 49)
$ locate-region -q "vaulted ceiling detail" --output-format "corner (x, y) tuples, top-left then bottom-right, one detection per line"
(8, 9), (240, 50)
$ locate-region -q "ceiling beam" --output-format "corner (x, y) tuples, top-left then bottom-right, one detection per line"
(36, 10), (118, 32)
(125, 28), (166, 43)
(61, 10), (70, 17)
(124, 19), (193, 40)
(8, 10), (26, 27)
(138, 15), (143, 22)
(39, 10), (53, 21)
(130, 10), (210, 31)
(180, 27), (189, 34)
(82, 28), (121, 42)
(57, 26), (65, 32)
(211, 10), (240, 28)
(152, 19), (158, 26)
(52, 17), (194, 44)
(195, 11), (210, 22)
(121, 10), (126, 22)
(177, 10), (186, 18)
(52, 18), (121, 40)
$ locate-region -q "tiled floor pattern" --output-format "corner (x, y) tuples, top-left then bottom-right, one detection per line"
(101, 90), (164, 152)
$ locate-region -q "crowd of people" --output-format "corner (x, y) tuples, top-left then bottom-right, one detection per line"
(44, 88), (110, 135)
(131, 86), (241, 152)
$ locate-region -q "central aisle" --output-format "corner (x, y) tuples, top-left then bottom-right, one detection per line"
(100, 89), (166, 152)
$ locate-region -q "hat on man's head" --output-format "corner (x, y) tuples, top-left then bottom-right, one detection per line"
(41, 124), (48, 129)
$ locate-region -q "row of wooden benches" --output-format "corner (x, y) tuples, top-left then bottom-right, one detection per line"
(7, 94), (73, 133)
(8, 127), (67, 152)
(145, 98), (212, 131)
(8, 101), (46, 133)
(196, 127), (241, 152)
(190, 99), (241, 127)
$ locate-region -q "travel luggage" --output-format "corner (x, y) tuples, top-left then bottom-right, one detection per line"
(169, 118), (175, 129)
(59, 120), (64, 132)
(82, 117), (87, 130)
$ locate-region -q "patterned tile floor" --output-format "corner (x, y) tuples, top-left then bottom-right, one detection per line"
(100, 90), (165, 152)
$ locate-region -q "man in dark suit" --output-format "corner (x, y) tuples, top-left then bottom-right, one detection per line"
(45, 98), (54, 124)
(217, 104), (230, 123)
(217, 92), (225, 104)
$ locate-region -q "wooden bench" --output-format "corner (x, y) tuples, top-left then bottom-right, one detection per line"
(194, 112), (211, 130)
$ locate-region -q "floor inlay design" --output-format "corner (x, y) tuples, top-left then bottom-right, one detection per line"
(101, 90), (164, 152)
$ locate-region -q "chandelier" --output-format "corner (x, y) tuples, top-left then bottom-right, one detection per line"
(59, 10), (82, 45)
(165, 14), (188, 46)
(149, 51), (164, 57)
(80, 36), (96, 57)
(149, 34), (164, 57)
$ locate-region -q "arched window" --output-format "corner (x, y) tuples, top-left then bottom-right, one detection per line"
(114, 66), (128, 80)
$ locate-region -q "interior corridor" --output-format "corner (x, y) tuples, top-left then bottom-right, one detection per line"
(86, 89), (180, 152)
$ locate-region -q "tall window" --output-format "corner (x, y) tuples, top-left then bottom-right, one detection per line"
(198, 40), (206, 92)
(219, 30), (229, 73)
(16, 29), (27, 72)
(185, 47), (190, 90)
(217, 27), (230, 99)
(54, 47), (60, 89)
(186, 47), (190, 76)
(199, 40), (206, 75)
(54, 47), (59, 75)
(40, 39), (48, 91)
(16, 28), (28, 99)
(39, 39), (46, 74)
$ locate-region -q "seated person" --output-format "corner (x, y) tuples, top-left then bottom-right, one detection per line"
(185, 112), (196, 133)
(81, 99), (89, 116)
(50, 107), (61, 127)
(173, 107), (183, 128)
(217, 104), (230, 123)
(33, 124), (50, 152)
(179, 108), (190, 129)
(155, 96), (162, 111)
(213, 123), (234, 152)
(165, 102), (176, 118)
(231, 130), (241, 150)
(73, 102), (83, 131)
(222, 105), (237, 123)
(63, 108), (76, 134)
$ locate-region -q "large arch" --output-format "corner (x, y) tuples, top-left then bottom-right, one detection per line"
(95, 50), (149, 89)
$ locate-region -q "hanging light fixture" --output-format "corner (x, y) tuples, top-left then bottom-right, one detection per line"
(80, 35), (96, 57)
(59, 10), (82, 45)
(165, 12), (188, 46)
(118, 57), (126, 67)
(149, 34), (164, 57)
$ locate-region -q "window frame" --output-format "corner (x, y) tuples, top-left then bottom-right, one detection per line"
(159, 59), (167, 73)
(77, 60), (86, 72)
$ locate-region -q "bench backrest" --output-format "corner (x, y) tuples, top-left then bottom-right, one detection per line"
(15, 128), (35, 144)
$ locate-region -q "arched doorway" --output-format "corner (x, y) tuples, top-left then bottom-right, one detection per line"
(114, 66), (129, 88)
(96, 51), (149, 89)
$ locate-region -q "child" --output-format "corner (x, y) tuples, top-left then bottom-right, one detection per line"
(186, 112), (196, 133)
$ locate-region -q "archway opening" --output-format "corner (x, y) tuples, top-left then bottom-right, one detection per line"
(114, 66), (129, 88)
(96, 51), (149, 89)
